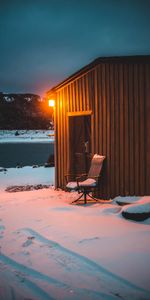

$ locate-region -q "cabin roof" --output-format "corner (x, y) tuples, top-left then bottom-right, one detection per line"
(47, 55), (150, 94)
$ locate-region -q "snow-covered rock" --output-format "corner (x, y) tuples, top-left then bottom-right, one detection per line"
(121, 201), (150, 221)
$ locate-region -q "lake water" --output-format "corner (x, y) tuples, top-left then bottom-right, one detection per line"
(0, 142), (54, 168)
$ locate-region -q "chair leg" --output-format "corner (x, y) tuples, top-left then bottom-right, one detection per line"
(71, 191), (97, 204)
(87, 193), (98, 201)
(84, 192), (87, 204)
(72, 193), (84, 204)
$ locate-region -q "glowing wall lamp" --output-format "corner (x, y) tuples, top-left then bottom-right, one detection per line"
(48, 98), (55, 129)
(48, 99), (55, 107)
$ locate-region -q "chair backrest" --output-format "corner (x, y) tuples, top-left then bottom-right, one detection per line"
(88, 154), (105, 179)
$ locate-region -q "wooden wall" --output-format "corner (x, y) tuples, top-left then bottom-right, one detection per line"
(48, 57), (150, 199)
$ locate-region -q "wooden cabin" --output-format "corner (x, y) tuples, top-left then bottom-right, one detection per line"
(47, 55), (150, 199)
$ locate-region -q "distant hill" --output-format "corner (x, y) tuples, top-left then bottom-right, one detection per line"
(0, 92), (53, 130)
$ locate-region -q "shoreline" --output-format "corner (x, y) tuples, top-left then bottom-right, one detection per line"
(0, 139), (54, 144)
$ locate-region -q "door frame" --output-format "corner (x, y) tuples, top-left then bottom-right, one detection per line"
(67, 110), (94, 175)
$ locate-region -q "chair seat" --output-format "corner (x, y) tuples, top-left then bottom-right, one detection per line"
(79, 178), (96, 187)
(66, 178), (96, 190)
(66, 181), (78, 190)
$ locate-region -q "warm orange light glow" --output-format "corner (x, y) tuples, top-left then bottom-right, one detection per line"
(48, 99), (55, 107)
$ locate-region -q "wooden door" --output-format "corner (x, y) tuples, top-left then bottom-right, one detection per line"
(68, 115), (91, 177)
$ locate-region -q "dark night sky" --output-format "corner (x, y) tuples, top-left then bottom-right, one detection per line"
(0, 0), (150, 96)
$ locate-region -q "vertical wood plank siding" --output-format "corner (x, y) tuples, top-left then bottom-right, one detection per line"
(50, 58), (150, 199)
(128, 64), (134, 195)
(145, 64), (150, 195)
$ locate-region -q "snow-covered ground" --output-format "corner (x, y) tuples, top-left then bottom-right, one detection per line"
(0, 130), (54, 143)
(0, 167), (150, 300)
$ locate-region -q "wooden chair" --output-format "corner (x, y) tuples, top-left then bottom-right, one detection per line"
(65, 154), (105, 204)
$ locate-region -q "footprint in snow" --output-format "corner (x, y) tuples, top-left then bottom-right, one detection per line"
(35, 219), (42, 222)
(79, 237), (100, 244)
(22, 236), (35, 247)
(102, 206), (122, 214)
(0, 224), (5, 238)
(51, 206), (74, 212)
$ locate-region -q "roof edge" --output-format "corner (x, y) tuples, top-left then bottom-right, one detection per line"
(46, 54), (150, 94)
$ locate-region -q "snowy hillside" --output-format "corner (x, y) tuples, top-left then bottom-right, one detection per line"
(0, 93), (52, 130)
(0, 130), (54, 143)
